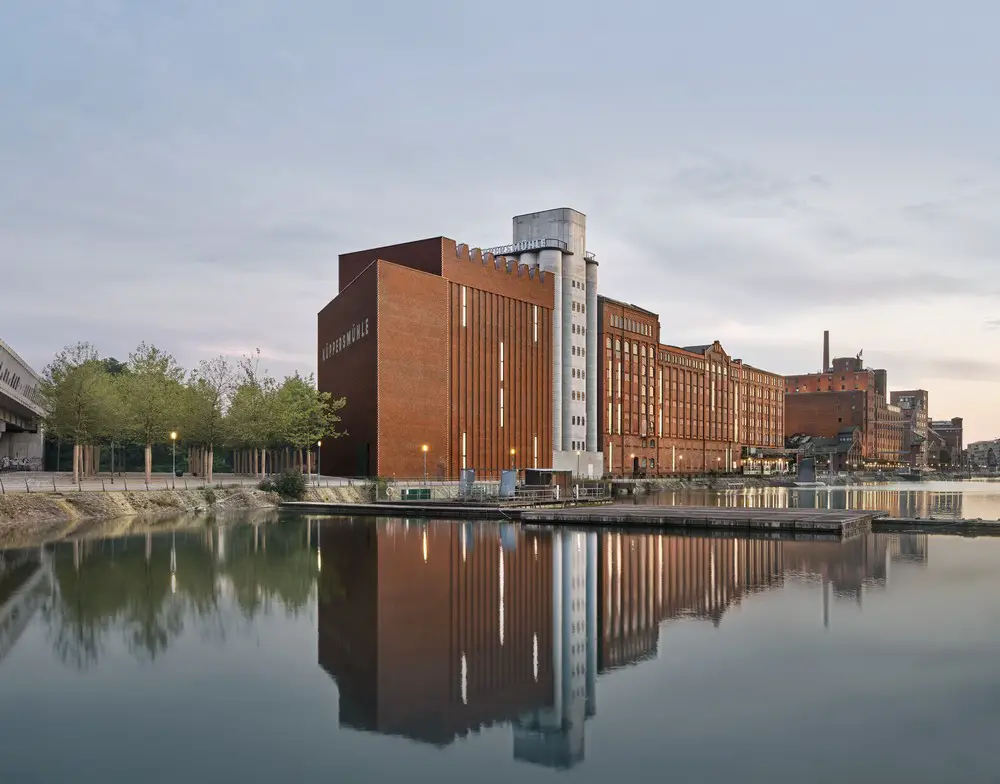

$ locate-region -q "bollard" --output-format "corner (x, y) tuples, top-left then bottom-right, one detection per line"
(123, 476), (128, 491)
(102, 480), (106, 492)
(184, 479), (188, 490)
(145, 481), (149, 490)
(52, 477), (57, 492)
(25, 479), (30, 493)
(0, 478), (4, 494)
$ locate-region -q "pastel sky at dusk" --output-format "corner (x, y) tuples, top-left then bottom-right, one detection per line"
(2, 0), (999, 440)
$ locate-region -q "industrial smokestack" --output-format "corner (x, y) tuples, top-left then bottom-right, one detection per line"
(823, 330), (830, 373)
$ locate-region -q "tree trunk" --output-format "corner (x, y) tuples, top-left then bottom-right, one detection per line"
(207, 444), (214, 484)
(306, 449), (312, 476)
(145, 443), (152, 484)
(94, 446), (102, 476)
(73, 442), (80, 484)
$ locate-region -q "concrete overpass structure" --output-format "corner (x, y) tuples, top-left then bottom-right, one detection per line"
(0, 338), (45, 470)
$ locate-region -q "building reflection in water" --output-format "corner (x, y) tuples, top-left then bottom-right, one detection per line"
(650, 486), (966, 521)
(318, 521), (551, 746)
(511, 529), (597, 770)
(598, 534), (785, 670)
(0, 546), (52, 668)
(308, 520), (928, 766)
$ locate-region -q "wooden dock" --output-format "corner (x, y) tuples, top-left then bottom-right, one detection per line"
(519, 505), (880, 538)
(282, 500), (881, 537)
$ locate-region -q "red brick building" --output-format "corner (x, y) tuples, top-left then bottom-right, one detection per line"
(318, 238), (553, 479)
(890, 389), (930, 468)
(785, 346), (907, 466)
(929, 417), (964, 468)
(597, 297), (784, 476)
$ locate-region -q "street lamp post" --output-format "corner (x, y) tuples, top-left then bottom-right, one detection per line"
(576, 450), (581, 478)
(170, 431), (177, 486)
(422, 444), (429, 482)
(510, 447), (516, 471)
(316, 440), (322, 486)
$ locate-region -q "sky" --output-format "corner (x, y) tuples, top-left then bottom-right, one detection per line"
(2, 0), (999, 441)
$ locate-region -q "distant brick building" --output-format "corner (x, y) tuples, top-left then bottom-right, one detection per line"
(784, 337), (906, 466)
(597, 296), (784, 475)
(929, 417), (964, 468)
(318, 237), (553, 479)
(890, 389), (930, 468)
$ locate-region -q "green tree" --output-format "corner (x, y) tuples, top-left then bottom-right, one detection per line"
(41, 342), (113, 483)
(183, 356), (234, 483)
(225, 350), (281, 477)
(274, 372), (345, 471)
(122, 343), (185, 484)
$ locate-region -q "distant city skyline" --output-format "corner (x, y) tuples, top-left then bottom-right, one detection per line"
(2, 1), (999, 439)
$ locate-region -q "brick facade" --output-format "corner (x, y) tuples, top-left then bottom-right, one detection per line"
(597, 296), (784, 476)
(785, 356), (907, 465)
(890, 389), (930, 467)
(318, 238), (553, 479)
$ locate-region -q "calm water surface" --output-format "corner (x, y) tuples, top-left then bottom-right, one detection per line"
(1, 513), (999, 783)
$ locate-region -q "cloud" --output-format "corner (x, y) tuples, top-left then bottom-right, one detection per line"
(4, 0), (1000, 440)
(875, 352), (1000, 384)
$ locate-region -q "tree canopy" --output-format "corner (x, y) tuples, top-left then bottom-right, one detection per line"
(41, 341), (346, 479)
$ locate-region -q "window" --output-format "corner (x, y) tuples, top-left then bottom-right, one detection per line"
(461, 286), (467, 328)
(533, 305), (538, 342)
(461, 432), (467, 470)
(606, 337), (611, 349)
(500, 388), (504, 427)
(500, 341), (504, 382)
(533, 435), (538, 468)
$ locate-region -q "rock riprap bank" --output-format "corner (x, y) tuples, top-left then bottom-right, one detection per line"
(0, 484), (367, 547)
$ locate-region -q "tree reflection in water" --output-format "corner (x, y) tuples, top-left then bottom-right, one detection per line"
(39, 515), (322, 668)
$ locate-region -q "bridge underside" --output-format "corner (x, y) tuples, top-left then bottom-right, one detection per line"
(0, 404), (38, 433)
(0, 398), (43, 468)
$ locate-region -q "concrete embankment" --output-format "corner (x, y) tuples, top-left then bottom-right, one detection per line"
(0, 484), (368, 548)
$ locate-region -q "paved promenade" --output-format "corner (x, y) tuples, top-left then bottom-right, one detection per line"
(0, 471), (356, 493)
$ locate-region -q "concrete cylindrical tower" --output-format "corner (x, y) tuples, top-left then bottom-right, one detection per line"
(538, 249), (563, 451)
(520, 252), (537, 270)
(561, 264), (574, 453)
(585, 258), (598, 454)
